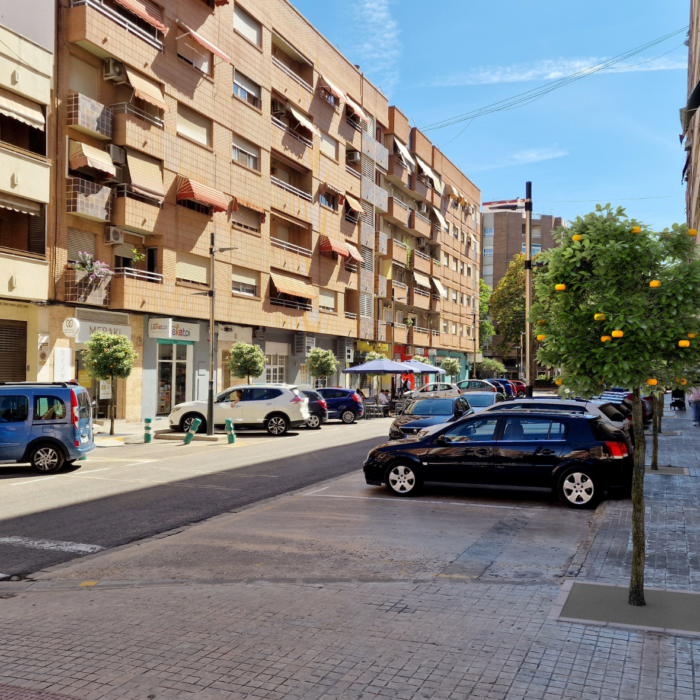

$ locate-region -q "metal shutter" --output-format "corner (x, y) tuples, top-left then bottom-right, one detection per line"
(319, 132), (337, 159)
(28, 213), (46, 255)
(361, 154), (373, 178)
(360, 292), (372, 318)
(360, 246), (373, 272)
(361, 201), (373, 227)
(67, 228), (96, 263)
(175, 251), (209, 284)
(266, 341), (289, 356)
(231, 266), (259, 286)
(231, 205), (260, 231)
(0, 320), (27, 381)
(319, 288), (336, 309)
(234, 5), (261, 45)
(114, 243), (135, 259)
(177, 103), (211, 147)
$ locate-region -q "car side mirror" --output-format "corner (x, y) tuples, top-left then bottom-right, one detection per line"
(437, 434), (449, 445)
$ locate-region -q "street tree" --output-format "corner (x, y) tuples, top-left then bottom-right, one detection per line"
(531, 204), (700, 606)
(307, 348), (339, 387)
(411, 355), (430, 364)
(441, 357), (460, 381)
(227, 342), (265, 384)
(84, 331), (138, 436)
(476, 358), (506, 378)
(479, 279), (496, 350)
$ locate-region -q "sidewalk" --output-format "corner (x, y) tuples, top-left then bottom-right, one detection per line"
(0, 399), (698, 700)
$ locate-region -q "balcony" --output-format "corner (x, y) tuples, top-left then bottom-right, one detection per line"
(375, 320), (387, 342)
(113, 191), (160, 233)
(408, 326), (431, 347)
(387, 238), (407, 266)
(270, 175), (314, 224)
(112, 103), (164, 160)
(271, 238), (312, 276)
(272, 55), (313, 113)
(430, 294), (441, 313)
(375, 231), (388, 256)
(375, 142), (389, 172)
(412, 249), (432, 274)
(386, 154), (411, 189)
(430, 329), (440, 347)
(109, 269), (163, 311)
(360, 268), (374, 295)
(409, 210), (432, 238)
(391, 323), (407, 345)
(64, 267), (110, 306)
(66, 177), (112, 221)
(359, 316), (373, 340)
(409, 287), (431, 310)
(0, 144), (51, 206)
(431, 259), (442, 276)
(270, 295), (312, 311)
(409, 173), (430, 201)
(387, 279), (407, 302)
(0, 250), (49, 302)
(271, 115), (313, 170)
(360, 222), (375, 248)
(67, 91), (112, 140)
(383, 196), (410, 229)
(360, 177), (388, 214)
(375, 274), (387, 298)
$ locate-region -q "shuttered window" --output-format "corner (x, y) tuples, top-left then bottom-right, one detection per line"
(0, 320), (27, 382)
(361, 154), (373, 178)
(319, 288), (336, 310)
(232, 266), (259, 296)
(360, 246), (373, 272)
(177, 103), (211, 147)
(28, 213), (45, 255)
(233, 70), (261, 107)
(360, 292), (372, 318)
(177, 35), (211, 75)
(232, 133), (260, 170)
(231, 205), (260, 232)
(234, 5), (261, 46)
(361, 201), (373, 227)
(67, 228), (96, 263)
(176, 251), (209, 284)
(114, 243), (135, 259)
(319, 132), (337, 159)
(69, 56), (99, 101)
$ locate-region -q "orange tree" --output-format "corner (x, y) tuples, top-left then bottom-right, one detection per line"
(531, 205), (700, 606)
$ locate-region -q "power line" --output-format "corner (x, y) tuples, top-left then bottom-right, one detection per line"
(538, 195), (684, 203)
(421, 26), (689, 132)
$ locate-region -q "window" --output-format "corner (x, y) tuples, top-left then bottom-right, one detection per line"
(231, 205), (261, 233)
(451, 257), (458, 272)
(178, 199), (211, 215)
(451, 322), (457, 334)
(245, 388), (283, 401)
(0, 395), (28, 422)
(67, 228), (96, 264)
(178, 35), (211, 75)
(319, 288), (337, 311)
(232, 266), (259, 296)
(319, 191), (337, 210)
(442, 319), (448, 333)
(320, 132), (338, 160)
(265, 353), (286, 383)
(33, 396), (67, 421)
(452, 289), (457, 303)
(360, 292), (372, 318)
(483, 227), (494, 237)
(234, 4), (261, 46)
(77, 391), (91, 419)
(177, 103), (211, 147)
(444, 417), (498, 442)
(533, 227), (541, 239)
(232, 133), (260, 170)
(521, 244), (542, 255)
(69, 56), (99, 100)
(483, 247), (493, 257)
(460, 293), (464, 306)
(503, 417), (566, 441)
(360, 246), (373, 272)
(460, 262), (464, 275)
(483, 265), (494, 276)
(233, 70), (261, 108)
(176, 251), (209, 285)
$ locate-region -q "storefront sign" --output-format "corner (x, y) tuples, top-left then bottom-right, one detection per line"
(356, 341), (389, 354)
(77, 323), (132, 344)
(148, 318), (173, 339)
(171, 321), (199, 342)
(100, 380), (112, 399)
(54, 347), (72, 382)
(148, 318), (200, 342)
(62, 317), (80, 338)
(216, 324), (252, 343)
(78, 370), (92, 388)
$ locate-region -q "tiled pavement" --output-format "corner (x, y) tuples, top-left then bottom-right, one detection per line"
(1, 400), (700, 700)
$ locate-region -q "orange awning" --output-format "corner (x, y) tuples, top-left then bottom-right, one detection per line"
(344, 194), (362, 213)
(69, 140), (116, 177)
(270, 272), (317, 300)
(319, 75), (344, 102)
(233, 196), (266, 222)
(320, 235), (350, 258)
(178, 23), (231, 64)
(345, 95), (370, 124)
(124, 67), (168, 112)
(344, 243), (363, 264)
(126, 149), (165, 201)
(0, 87), (44, 130)
(176, 176), (229, 213)
(114, 0), (167, 33)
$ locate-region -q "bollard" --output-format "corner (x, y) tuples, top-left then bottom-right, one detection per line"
(225, 418), (236, 444)
(144, 417), (152, 444)
(183, 417), (202, 445)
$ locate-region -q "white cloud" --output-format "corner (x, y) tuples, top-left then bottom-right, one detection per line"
(470, 148), (569, 172)
(427, 56), (686, 87)
(350, 0), (401, 97)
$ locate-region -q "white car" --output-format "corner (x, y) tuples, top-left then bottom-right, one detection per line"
(405, 382), (461, 400)
(169, 384), (310, 436)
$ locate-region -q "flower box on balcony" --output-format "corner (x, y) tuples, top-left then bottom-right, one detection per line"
(65, 268), (110, 306)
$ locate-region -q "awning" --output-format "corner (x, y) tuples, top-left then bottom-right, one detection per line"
(413, 270), (431, 288)
(270, 272), (317, 300)
(0, 191), (42, 216)
(271, 208), (310, 228)
(287, 103), (315, 134)
(233, 197), (266, 222)
(432, 175), (445, 197)
(344, 243), (363, 264)
(394, 138), (415, 168)
(432, 206), (448, 231)
(0, 87), (44, 131)
(431, 276), (447, 298)
(345, 194), (362, 213)
(416, 156), (437, 185)
(126, 148), (165, 201)
(114, 0), (167, 33)
(445, 183), (459, 198)
(124, 67), (168, 112)
(177, 23), (231, 64)
(319, 182), (345, 204)
(320, 235), (350, 258)
(345, 95), (370, 124)
(319, 75), (344, 102)
(176, 176), (229, 213)
(69, 140), (116, 177)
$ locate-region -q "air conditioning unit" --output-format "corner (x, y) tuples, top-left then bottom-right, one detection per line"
(416, 237), (426, 247)
(418, 202), (428, 214)
(405, 345), (415, 355)
(271, 99), (286, 117)
(346, 151), (361, 164)
(102, 166), (124, 185)
(107, 144), (126, 165)
(103, 58), (127, 84)
(105, 227), (125, 245)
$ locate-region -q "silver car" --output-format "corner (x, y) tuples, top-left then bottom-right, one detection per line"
(462, 391), (507, 413)
(405, 382), (461, 400)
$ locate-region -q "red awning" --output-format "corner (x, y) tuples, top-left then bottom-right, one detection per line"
(345, 95), (370, 124)
(178, 23), (231, 64)
(233, 196), (266, 223)
(344, 243), (363, 264)
(114, 0), (167, 33)
(320, 235), (350, 258)
(176, 176), (229, 213)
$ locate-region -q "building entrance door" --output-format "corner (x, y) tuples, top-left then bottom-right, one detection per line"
(157, 342), (190, 414)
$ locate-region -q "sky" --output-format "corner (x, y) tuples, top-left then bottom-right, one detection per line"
(291, 0), (690, 229)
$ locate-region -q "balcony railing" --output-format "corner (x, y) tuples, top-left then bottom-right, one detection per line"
(414, 250), (430, 262)
(344, 262), (358, 273)
(67, 91), (112, 139)
(271, 175), (313, 202)
(113, 267), (163, 283)
(415, 211), (431, 225)
(413, 288), (430, 298)
(271, 237), (312, 257)
(272, 55), (313, 92)
(70, 0), (163, 50)
(111, 102), (164, 128)
(271, 115), (313, 148)
(346, 164), (361, 179)
(270, 296), (312, 311)
(66, 177), (112, 221)
(345, 311), (357, 320)
(414, 326), (430, 334)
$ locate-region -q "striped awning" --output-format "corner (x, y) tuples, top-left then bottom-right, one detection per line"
(431, 276), (447, 298)
(178, 23), (231, 64)
(445, 183), (459, 198)
(271, 208), (310, 228)
(416, 156), (437, 186)
(345, 95), (370, 124)
(270, 272), (317, 300)
(125, 67), (168, 112)
(320, 235), (350, 258)
(0, 192), (42, 216)
(319, 75), (344, 101)
(233, 197), (266, 222)
(432, 174), (445, 197)
(126, 148), (165, 201)
(345, 194), (362, 213)
(432, 207), (448, 231)
(394, 138), (415, 168)
(114, 0), (167, 33)
(0, 87), (44, 131)
(413, 270), (431, 288)
(344, 243), (363, 264)
(287, 104), (314, 134)
(176, 176), (229, 213)
(69, 140), (116, 177)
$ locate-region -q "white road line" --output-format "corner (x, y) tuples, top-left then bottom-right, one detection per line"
(0, 536), (104, 554)
(305, 486), (330, 495)
(9, 477), (57, 487)
(305, 493), (540, 510)
(69, 468), (111, 474)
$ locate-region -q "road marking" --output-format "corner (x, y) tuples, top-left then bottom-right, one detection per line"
(305, 486), (330, 495)
(305, 493), (541, 510)
(79, 580), (98, 586)
(9, 477), (57, 486)
(0, 536), (104, 554)
(69, 468), (111, 475)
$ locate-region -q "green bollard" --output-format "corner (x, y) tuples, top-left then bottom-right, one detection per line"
(183, 417), (202, 445)
(225, 418), (236, 444)
(144, 417), (152, 444)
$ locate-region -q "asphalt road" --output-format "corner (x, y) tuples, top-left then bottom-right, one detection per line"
(0, 419), (394, 579)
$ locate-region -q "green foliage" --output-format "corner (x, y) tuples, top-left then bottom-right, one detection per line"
(84, 332), (137, 380)
(228, 342), (265, 383)
(476, 358), (505, 378)
(365, 351), (386, 362)
(479, 279), (496, 350)
(307, 348), (339, 378)
(532, 205), (700, 397)
(411, 355), (431, 364)
(441, 357), (461, 379)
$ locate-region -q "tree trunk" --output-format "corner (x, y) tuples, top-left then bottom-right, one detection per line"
(658, 391), (663, 434)
(650, 392), (659, 471)
(109, 374), (115, 436)
(628, 387), (646, 606)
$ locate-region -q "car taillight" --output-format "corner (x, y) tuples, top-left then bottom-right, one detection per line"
(457, 389), (461, 394)
(605, 441), (628, 459)
(352, 393), (362, 403)
(318, 399), (327, 409)
(70, 389), (79, 430)
(290, 397), (305, 404)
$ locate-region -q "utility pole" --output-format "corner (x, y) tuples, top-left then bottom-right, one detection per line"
(524, 181), (534, 397)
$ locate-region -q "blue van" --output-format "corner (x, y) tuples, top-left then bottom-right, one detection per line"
(0, 382), (95, 472)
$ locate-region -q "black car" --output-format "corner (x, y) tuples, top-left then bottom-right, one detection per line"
(301, 390), (328, 429)
(364, 409), (631, 509)
(389, 397), (474, 440)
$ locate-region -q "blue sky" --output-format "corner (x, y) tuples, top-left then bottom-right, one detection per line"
(292, 0), (690, 229)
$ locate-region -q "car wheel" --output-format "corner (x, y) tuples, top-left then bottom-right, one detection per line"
(341, 410), (356, 424)
(306, 413), (322, 429)
(30, 443), (65, 473)
(180, 413), (206, 434)
(558, 467), (601, 509)
(266, 414), (289, 436)
(385, 463), (422, 497)
(517, 391), (526, 398)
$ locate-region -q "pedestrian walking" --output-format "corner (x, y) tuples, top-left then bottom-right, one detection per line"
(689, 386), (700, 426)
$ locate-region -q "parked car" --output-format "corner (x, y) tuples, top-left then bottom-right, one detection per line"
(510, 380), (526, 397)
(301, 390), (328, 429)
(316, 388), (364, 423)
(389, 397), (474, 440)
(600, 390), (653, 423)
(489, 379), (515, 398)
(363, 409), (631, 508)
(0, 381), (94, 472)
(405, 382), (461, 400)
(457, 379), (499, 393)
(169, 384), (309, 436)
(462, 391), (507, 413)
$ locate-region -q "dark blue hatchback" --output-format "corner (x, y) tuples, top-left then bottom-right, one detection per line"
(316, 388), (364, 423)
(389, 397), (474, 440)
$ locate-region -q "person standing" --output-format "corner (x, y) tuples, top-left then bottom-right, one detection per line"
(689, 385), (700, 426)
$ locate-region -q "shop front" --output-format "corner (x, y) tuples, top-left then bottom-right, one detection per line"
(0, 299), (40, 382)
(435, 349), (469, 382)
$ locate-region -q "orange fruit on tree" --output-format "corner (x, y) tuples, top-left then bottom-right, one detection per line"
(646, 379), (657, 386)
(681, 379), (688, 385)
(538, 319), (546, 324)
(554, 378), (563, 386)
(594, 313), (605, 321)
(649, 280), (660, 288)
(688, 229), (698, 236)
(572, 235), (582, 241)
(631, 226), (641, 233)
(612, 330), (623, 338)
(679, 340), (690, 347)
(537, 334), (547, 341)
(555, 284), (566, 291)
(601, 336), (612, 343)
(688, 333), (697, 338)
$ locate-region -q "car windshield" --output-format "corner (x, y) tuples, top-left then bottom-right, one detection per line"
(465, 395), (494, 407)
(404, 399), (454, 416)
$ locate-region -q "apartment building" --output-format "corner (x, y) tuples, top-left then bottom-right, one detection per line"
(685, 0), (700, 232)
(0, 3), (54, 382)
(49, 0), (481, 420)
(480, 199), (564, 378)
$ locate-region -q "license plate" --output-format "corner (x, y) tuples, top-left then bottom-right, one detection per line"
(80, 434), (88, 443)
